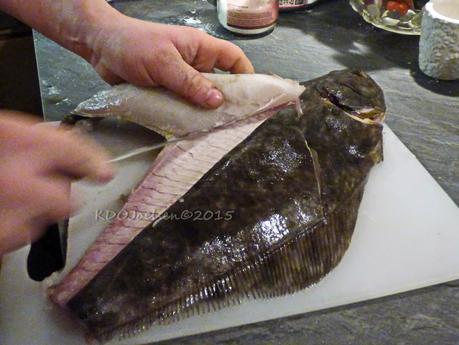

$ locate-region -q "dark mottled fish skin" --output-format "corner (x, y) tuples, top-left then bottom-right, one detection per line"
(66, 70), (385, 341)
(305, 70), (386, 121)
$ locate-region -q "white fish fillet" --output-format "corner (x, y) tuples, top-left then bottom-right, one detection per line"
(49, 74), (305, 305)
(73, 73), (305, 138)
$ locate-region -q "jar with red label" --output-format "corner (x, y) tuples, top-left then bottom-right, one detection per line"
(217, 0), (279, 35)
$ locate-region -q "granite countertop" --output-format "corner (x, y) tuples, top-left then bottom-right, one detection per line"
(34, 0), (459, 344)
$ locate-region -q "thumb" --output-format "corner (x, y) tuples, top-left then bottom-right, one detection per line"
(155, 52), (224, 109)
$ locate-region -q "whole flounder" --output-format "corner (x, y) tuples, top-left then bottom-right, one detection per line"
(64, 70), (385, 342)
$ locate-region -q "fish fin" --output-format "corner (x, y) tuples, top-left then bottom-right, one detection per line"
(94, 187), (363, 342)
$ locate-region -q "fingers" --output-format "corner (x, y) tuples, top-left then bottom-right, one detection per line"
(22, 178), (71, 246)
(39, 128), (114, 183)
(0, 110), (113, 256)
(173, 27), (254, 74)
(0, 114), (114, 183)
(33, 176), (73, 222)
(46, 133), (114, 182)
(0, 213), (43, 255)
(153, 47), (224, 109)
(0, 177), (72, 255)
(213, 39), (255, 74)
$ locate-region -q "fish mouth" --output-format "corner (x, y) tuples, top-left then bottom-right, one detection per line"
(321, 92), (385, 125)
(314, 69), (386, 126)
(346, 107), (386, 125)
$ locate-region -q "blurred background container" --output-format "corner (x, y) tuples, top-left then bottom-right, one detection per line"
(350, 0), (428, 34)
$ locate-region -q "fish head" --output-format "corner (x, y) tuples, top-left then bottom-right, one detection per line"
(306, 70), (386, 124)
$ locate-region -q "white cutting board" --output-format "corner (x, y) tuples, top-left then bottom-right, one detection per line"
(1, 125), (458, 345)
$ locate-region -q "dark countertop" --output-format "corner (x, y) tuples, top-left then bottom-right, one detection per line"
(34, 0), (459, 344)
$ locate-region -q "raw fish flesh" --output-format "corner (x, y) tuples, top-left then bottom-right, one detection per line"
(73, 73), (305, 138)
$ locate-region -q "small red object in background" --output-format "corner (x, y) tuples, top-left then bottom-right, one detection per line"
(386, 0), (410, 15)
(386, 1), (399, 12)
(398, 2), (409, 14)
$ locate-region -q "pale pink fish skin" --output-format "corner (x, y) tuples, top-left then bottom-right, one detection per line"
(48, 111), (276, 306)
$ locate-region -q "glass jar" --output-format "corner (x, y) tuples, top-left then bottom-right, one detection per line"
(217, 0), (279, 35)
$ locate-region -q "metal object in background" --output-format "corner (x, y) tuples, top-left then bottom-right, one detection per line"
(279, 0), (317, 10)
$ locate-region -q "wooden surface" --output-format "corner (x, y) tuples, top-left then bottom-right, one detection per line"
(33, 1), (459, 344)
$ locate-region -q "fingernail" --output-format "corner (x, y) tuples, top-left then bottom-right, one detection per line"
(203, 88), (224, 108)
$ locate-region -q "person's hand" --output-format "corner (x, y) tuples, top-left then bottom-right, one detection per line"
(87, 17), (254, 108)
(0, 0), (253, 108)
(0, 1), (254, 107)
(0, 113), (114, 255)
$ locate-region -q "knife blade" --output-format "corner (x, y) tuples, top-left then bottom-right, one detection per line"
(108, 137), (187, 163)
